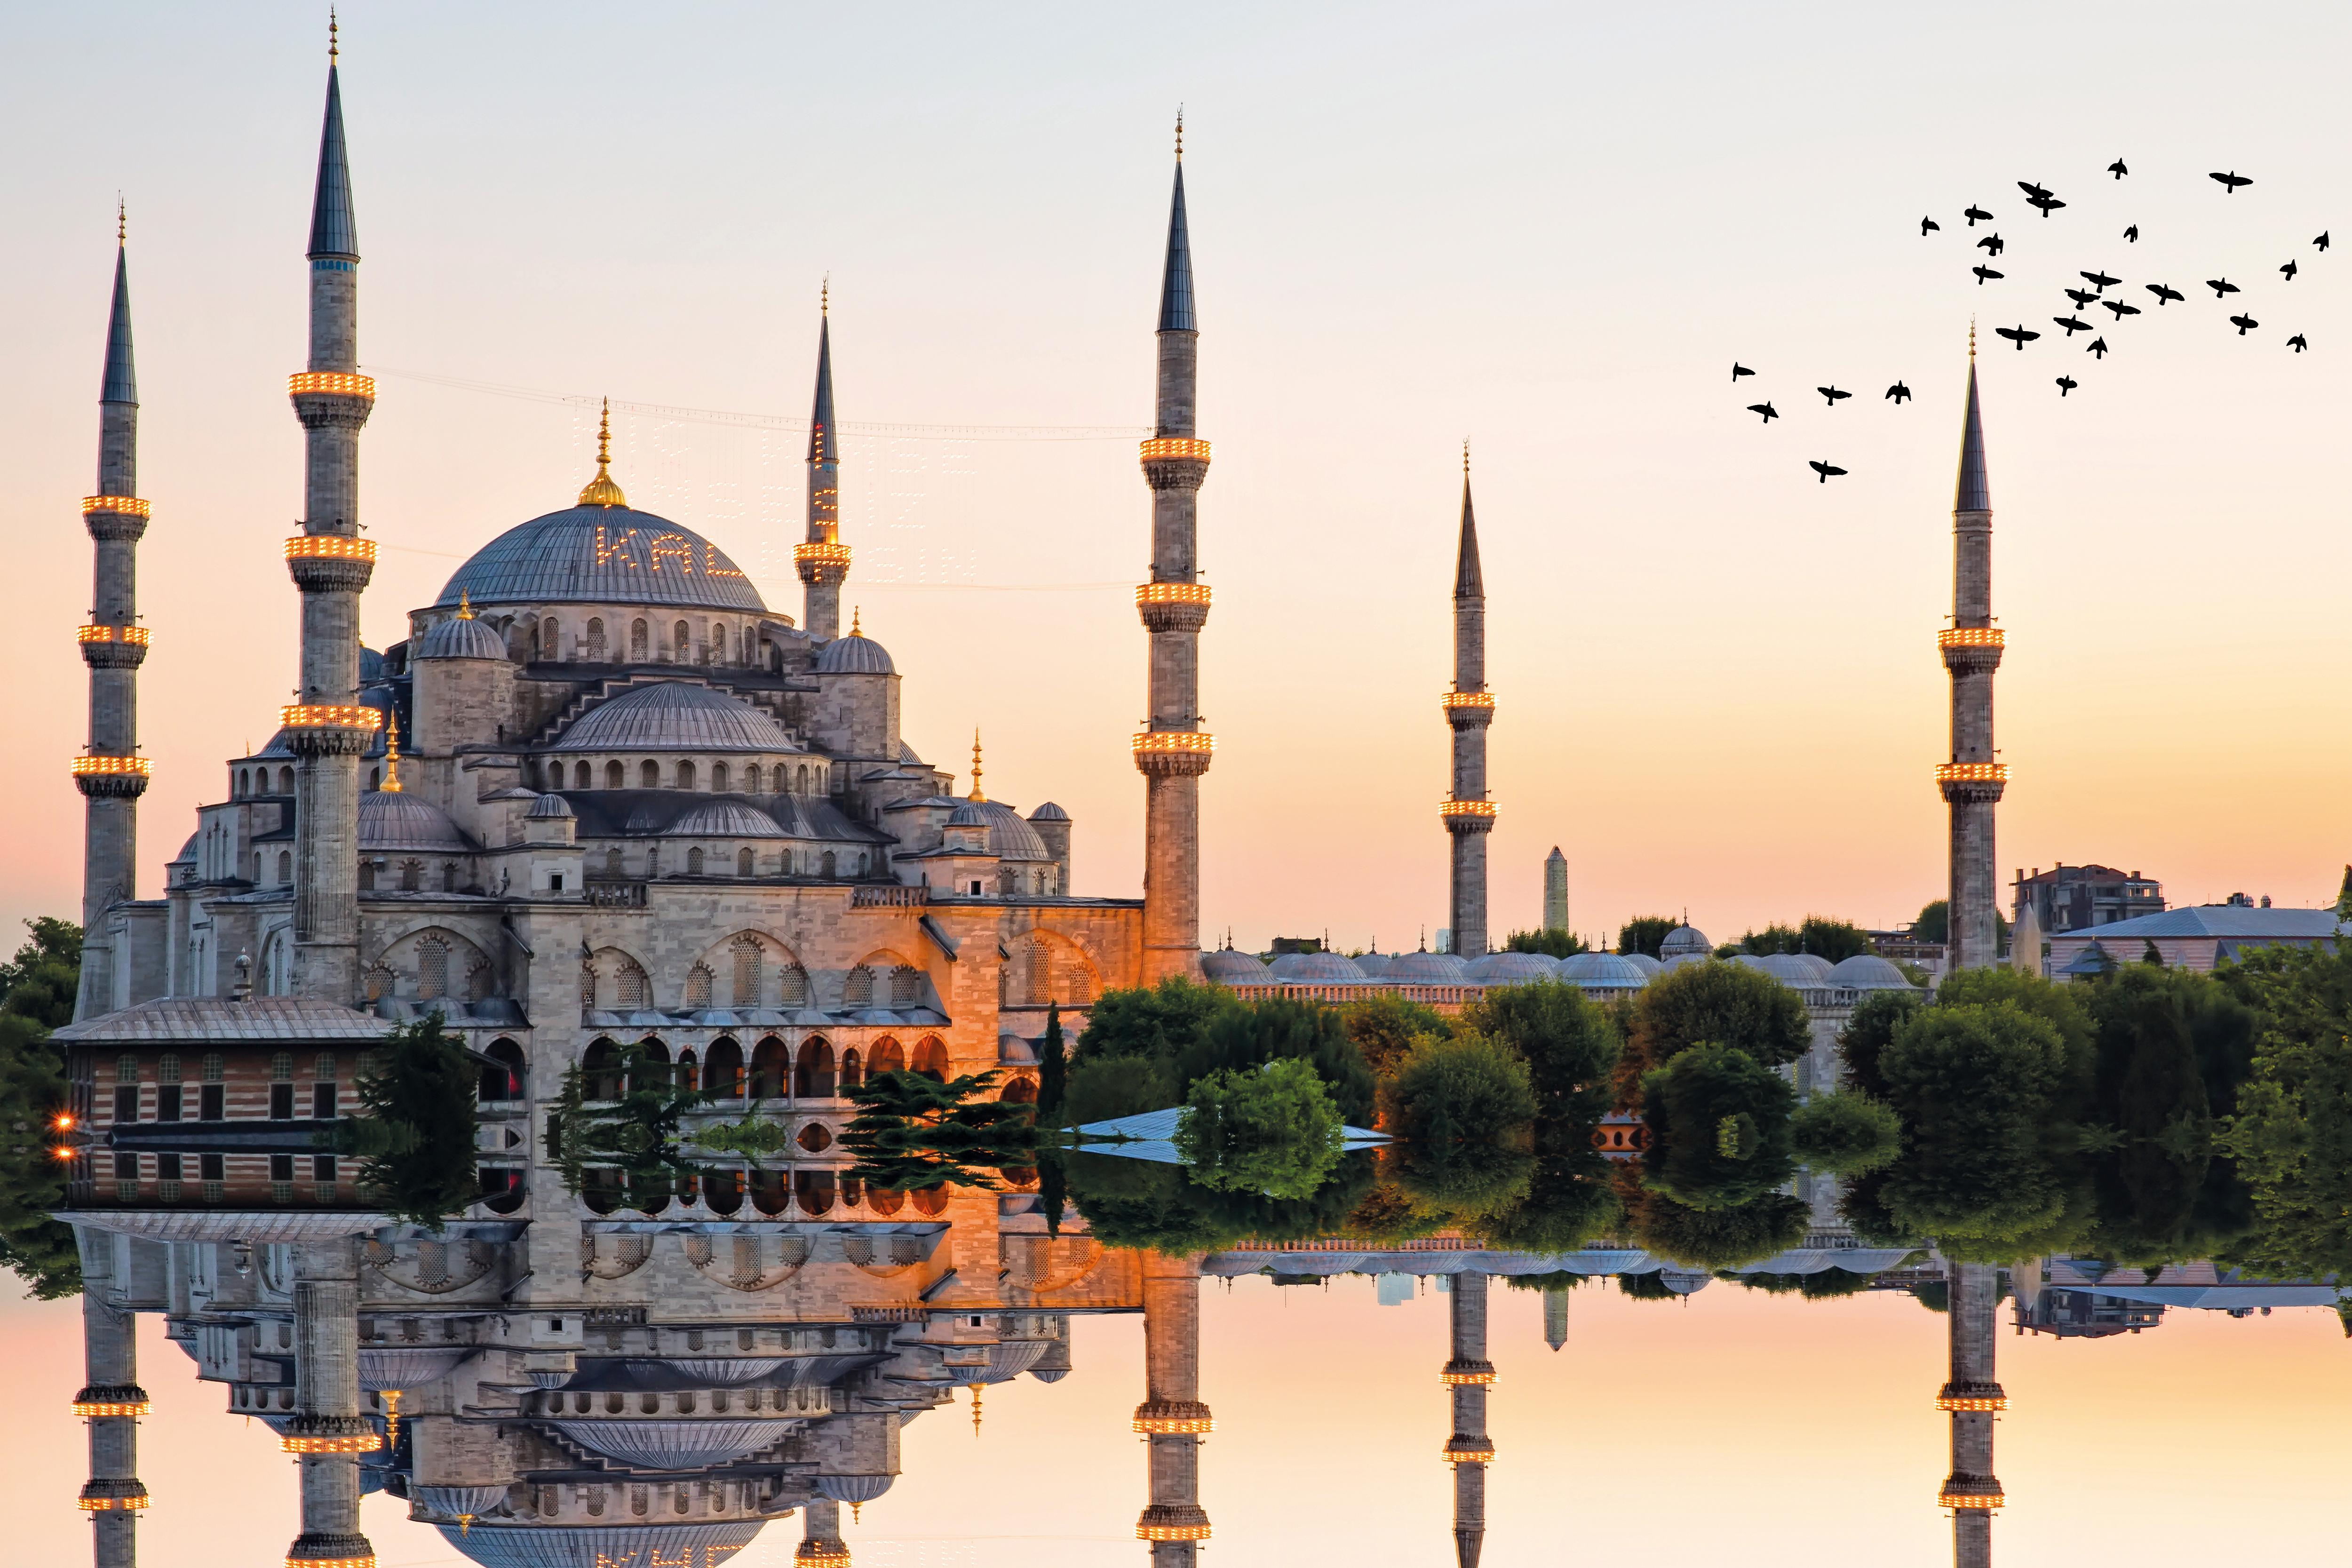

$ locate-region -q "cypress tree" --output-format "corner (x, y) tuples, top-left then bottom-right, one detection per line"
(1038, 1002), (1067, 1122)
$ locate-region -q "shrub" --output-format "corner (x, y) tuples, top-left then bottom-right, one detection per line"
(1174, 1059), (1344, 1200)
(1629, 1190), (1809, 1269)
(1638, 1042), (1796, 1209)
(1627, 960), (1812, 1090)
(1791, 1090), (1903, 1176)
(1380, 1033), (1537, 1220)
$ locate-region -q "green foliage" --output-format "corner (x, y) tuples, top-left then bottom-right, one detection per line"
(1471, 1147), (1623, 1253)
(1462, 981), (1621, 1127)
(1341, 992), (1453, 1078)
(1736, 1269), (1873, 1299)
(1791, 1090), (1903, 1177)
(1617, 1271), (1679, 1301)
(1627, 960), (1813, 1085)
(1503, 1270), (1589, 1292)
(841, 1068), (1036, 1192)
(1187, 998), (1376, 1127)
(1075, 977), (1242, 1065)
(1505, 928), (1591, 958)
(1617, 916), (1678, 959)
(1037, 1002), (1067, 1122)
(1733, 918), (1872, 963)
(1064, 1054), (1176, 1127)
(347, 1017), (481, 1228)
(2210, 937), (2352, 1279)
(1836, 990), (1923, 1102)
(1638, 1042), (1797, 1209)
(1629, 1190), (1809, 1269)
(0, 916), (82, 1298)
(1380, 1032), (1537, 1220)
(1062, 1147), (1377, 1254)
(1341, 1178), (1449, 1245)
(1912, 899), (2009, 952)
(1174, 1059), (1344, 1200)
(1910, 1280), (1950, 1313)
(0, 918), (83, 1029)
(691, 1114), (795, 1159)
(546, 1039), (707, 1200)
(1933, 966), (2096, 1084)
(1075, 982), (1375, 1129)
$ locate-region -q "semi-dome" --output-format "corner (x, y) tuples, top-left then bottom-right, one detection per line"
(1388, 949), (1470, 984)
(526, 793), (575, 820)
(1658, 924), (1713, 959)
(814, 633), (896, 675)
(1465, 952), (1559, 985)
(417, 615), (510, 661)
(1832, 953), (1918, 990)
(1201, 949), (1271, 983)
(970, 1339), (1049, 1384)
(660, 1357), (791, 1386)
(359, 790), (473, 853)
(412, 1484), (510, 1521)
(546, 1418), (792, 1470)
(358, 1347), (475, 1391)
(664, 799), (787, 838)
(1268, 951), (1365, 982)
(435, 506), (764, 613)
(813, 1474), (895, 1505)
(549, 682), (794, 753)
(438, 1523), (765, 1568)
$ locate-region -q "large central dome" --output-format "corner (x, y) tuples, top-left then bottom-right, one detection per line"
(436, 505), (766, 613)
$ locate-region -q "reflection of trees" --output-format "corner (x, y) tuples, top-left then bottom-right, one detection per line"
(840, 1068), (1037, 1192)
(339, 1017), (482, 1227)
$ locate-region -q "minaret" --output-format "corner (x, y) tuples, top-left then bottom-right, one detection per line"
(1541, 1279), (1570, 1352)
(73, 206), (152, 1020)
(1938, 348), (2004, 971)
(1442, 449), (1495, 957)
(1441, 1273), (1495, 1568)
(1542, 847), (1569, 936)
(285, 19), (381, 1004)
(1935, 1261), (2006, 1568)
(1135, 116), (1212, 984)
(795, 282), (849, 639)
(1132, 1251), (1212, 1562)
(281, 1239), (379, 1568)
(795, 1498), (850, 1568)
(74, 1293), (152, 1567)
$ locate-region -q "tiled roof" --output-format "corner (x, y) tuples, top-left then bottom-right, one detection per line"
(2047, 906), (2342, 941)
(52, 996), (391, 1045)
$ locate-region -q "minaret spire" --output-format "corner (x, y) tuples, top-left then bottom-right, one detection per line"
(796, 282), (850, 638)
(1936, 1261), (2007, 1567)
(1136, 124), (1212, 981)
(1441, 1273), (1495, 1568)
(285, 24), (381, 1004)
(1938, 352), (2004, 971)
(1442, 444), (1495, 957)
(75, 209), (154, 1019)
(1133, 1252), (1213, 1562)
(75, 1284), (153, 1567)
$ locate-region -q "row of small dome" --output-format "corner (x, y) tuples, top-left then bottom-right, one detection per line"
(1203, 934), (1916, 993)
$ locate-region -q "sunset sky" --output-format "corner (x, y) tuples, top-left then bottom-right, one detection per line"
(8, 2), (2352, 951)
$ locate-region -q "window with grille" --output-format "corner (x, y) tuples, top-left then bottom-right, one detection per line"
(842, 967), (874, 1009)
(732, 939), (762, 1007)
(890, 966), (921, 1008)
(631, 619), (648, 660)
(778, 965), (809, 1006)
(606, 847), (624, 875)
(687, 847), (705, 874)
(737, 848), (755, 877)
(1026, 936), (1052, 1006)
(158, 1053), (182, 1084)
(418, 939), (450, 1000)
(270, 1052), (294, 1081)
(201, 1053), (223, 1082)
(617, 962), (649, 1009)
(400, 859), (422, 891)
(116, 1054), (138, 1083)
(586, 618), (607, 661)
(685, 966), (714, 1009)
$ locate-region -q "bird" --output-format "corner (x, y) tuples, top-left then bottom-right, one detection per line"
(2210, 170), (2253, 192)
(2231, 313), (2260, 335)
(1964, 205), (1994, 225)
(1921, 215), (1941, 236)
(2146, 283), (2184, 305)
(2064, 287), (2098, 309)
(1977, 233), (2006, 256)
(2316, 231), (2331, 252)
(1818, 385), (1851, 406)
(2101, 299), (2141, 319)
(2108, 158), (2129, 179)
(2289, 333), (2310, 352)
(1733, 363), (1756, 381)
(1994, 324), (2041, 349)
(2088, 337), (2111, 358)
(2053, 315), (2092, 335)
(2124, 224), (2140, 242)
(1973, 265), (2005, 285)
(2206, 277), (2240, 297)
(1809, 460), (1847, 483)
(2027, 193), (2067, 217)
(2056, 375), (2078, 395)
(1885, 382), (1912, 403)
(2019, 180), (2055, 201)
(2082, 269), (2120, 291)
(1748, 401), (1779, 422)
(2282, 259), (2299, 281)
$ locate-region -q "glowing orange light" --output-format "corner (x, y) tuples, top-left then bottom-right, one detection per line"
(1936, 1393), (2008, 1411)
(287, 372), (376, 399)
(1938, 627), (2005, 647)
(71, 756), (152, 778)
(285, 1556), (376, 1568)
(1444, 1442), (1497, 1463)
(1138, 437), (1212, 462)
(794, 542), (852, 566)
(285, 535), (378, 562)
(1132, 1413), (1215, 1434)
(1135, 582), (1212, 605)
(1938, 1490), (2006, 1510)
(1136, 1526), (1212, 1542)
(1439, 1370), (1495, 1385)
(82, 496), (151, 517)
(795, 1550), (851, 1568)
(72, 1399), (152, 1417)
(278, 1433), (383, 1454)
(77, 1496), (150, 1512)
(78, 624), (151, 645)
(1131, 732), (1214, 755)
(1439, 799), (1497, 817)
(55, 1113), (75, 1130)
(1440, 691), (1495, 708)
(1935, 763), (2010, 783)
(53, 1146), (76, 1162)
(280, 705), (384, 732)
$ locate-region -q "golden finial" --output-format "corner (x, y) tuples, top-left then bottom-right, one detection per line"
(457, 1515), (473, 1539)
(1463, 438), (1470, 476)
(968, 1381), (985, 1436)
(117, 197), (126, 247)
(1175, 107), (1184, 160)
(329, 7), (338, 59)
(822, 275), (830, 317)
(1969, 319), (1977, 360)
(456, 589), (474, 620)
(850, 605), (861, 636)
(381, 1390), (403, 1447)
(850, 1502), (863, 1525)
(577, 397), (629, 508)
(381, 712), (404, 794)
(968, 730), (986, 802)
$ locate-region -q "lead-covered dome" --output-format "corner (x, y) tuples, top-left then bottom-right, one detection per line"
(665, 799), (786, 838)
(1560, 951), (1650, 988)
(1659, 924), (1713, 959)
(550, 682), (794, 753)
(1202, 949), (1272, 983)
(435, 506), (765, 613)
(814, 633), (896, 675)
(546, 1418), (792, 1470)
(1388, 949), (1470, 984)
(1832, 953), (1917, 990)
(417, 615), (510, 661)
(437, 1524), (765, 1568)
(360, 790), (473, 852)
(1465, 952), (1559, 985)
(1268, 951), (1366, 982)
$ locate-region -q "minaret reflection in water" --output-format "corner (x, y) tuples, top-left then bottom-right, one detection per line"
(1937, 1261), (2007, 1567)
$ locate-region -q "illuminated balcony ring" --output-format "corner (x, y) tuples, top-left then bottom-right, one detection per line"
(1136, 582), (1212, 606)
(78, 1495), (151, 1512)
(279, 1433), (384, 1455)
(1133, 1413), (1215, 1434)
(1441, 690), (1495, 708)
(81, 495), (151, 518)
(1138, 1525), (1213, 1542)
(1133, 730), (1214, 777)
(1440, 1370), (1496, 1386)
(285, 1557), (377, 1568)
(1440, 798), (1497, 818)
(795, 1551), (852, 1568)
(1443, 1441), (1497, 1464)
(287, 372), (377, 400)
(795, 541), (853, 567)
(72, 1398), (153, 1417)
(281, 704), (385, 732)
(77, 624), (152, 645)
(72, 756), (152, 779)
(1935, 1384), (2009, 1411)
(1138, 437), (1212, 463)
(1937, 1490), (2006, 1510)
(285, 535), (379, 562)
(1937, 627), (2006, 648)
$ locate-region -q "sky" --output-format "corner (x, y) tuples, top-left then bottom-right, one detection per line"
(7, 1), (2352, 951)
(8, 1275), (2349, 1565)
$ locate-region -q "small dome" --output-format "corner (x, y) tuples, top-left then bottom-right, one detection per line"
(1754, 953), (1831, 988)
(550, 682), (795, 753)
(971, 1340), (1049, 1384)
(1028, 1366), (1072, 1384)
(814, 634), (896, 675)
(1657, 1268), (1713, 1296)
(358, 1347), (475, 1391)
(1268, 952), (1365, 982)
(1658, 924), (1713, 959)
(412, 1484), (510, 1521)
(526, 793), (575, 820)
(1559, 952), (1649, 988)
(961, 800), (1049, 861)
(664, 800), (787, 838)
(359, 791), (473, 853)
(1832, 953), (1917, 990)
(1464, 952), (1559, 985)
(661, 1358), (791, 1386)
(813, 1475), (895, 1505)
(1388, 949), (1470, 984)
(417, 615), (510, 661)
(1028, 801), (1070, 822)
(946, 801), (990, 828)
(1201, 949), (1272, 983)
(1621, 952), (1663, 977)
(999, 1034), (1040, 1065)
(1352, 951), (1396, 979)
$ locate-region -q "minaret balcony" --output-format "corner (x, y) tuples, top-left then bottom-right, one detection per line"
(795, 541), (852, 585)
(77, 1481), (150, 1511)
(72, 1383), (152, 1417)
(1134, 731), (1214, 776)
(1936, 1380), (2008, 1411)
(289, 371), (376, 430)
(1443, 690), (1495, 728)
(1133, 1398), (1214, 1433)
(795, 1549), (851, 1568)
(1140, 436), (1211, 491)
(1937, 1476), (2005, 1510)
(1136, 1507), (1212, 1541)
(1443, 1437), (1496, 1464)
(82, 495), (150, 541)
(79, 623), (151, 668)
(1440, 1362), (1496, 1385)
(1939, 626), (2005, 674)
(284, 1550), (379, 1568)
(1137, 581), (1211, 632)
(286, 533), (378, 593)
(1441, 798), (1496, 834)
(1935, 762), (2009, 804)
(282, 704), (384, 758)
(72, 755), (152, 798)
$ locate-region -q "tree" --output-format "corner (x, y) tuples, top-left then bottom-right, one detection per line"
(1931, 967), (2096, 1096)
(1380, 1032), (1537, 1219)
(1732, 918), (1871, 963)
(2209, 937), (2352, 1280)
(0, 917), (82, 1297)
(1628, 1189), (1809, 1269)
(1174, 1059), (1345, 1200)
(1063, 1054), (1177, 1126)
(1340, 992), (1452, 1078)
(1063, 1146), (1378, 1255)
(1638, 1042), (1797, 1209)
(1505, 929), (1590, 958)
(1462, 980), (1621, 1126)
(1837, 989), (1924, 1103)
(1626, 959), (1812, 1091)
(1036, 1002), (1067, 1122)
(1168, 997), (1374, 1126)
(1075, 977), (1242, 1065)
(1618, 916), (1678, 959)
(545, 1039), (706, 1202)
(1790, 1090), (1902, 1176)
(346, 1017), (481, 1228)
(1912, 898), (2009, 953)
(841, 1068), (1037, 1191)
(1473, 1147), (1624, 1254)
(0, 918), (82, 1028)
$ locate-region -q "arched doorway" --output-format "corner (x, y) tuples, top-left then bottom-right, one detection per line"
(749, 1037), (787, 1099)
(704, 1038), (744, 1098)
(795, 1037), (836, 1099)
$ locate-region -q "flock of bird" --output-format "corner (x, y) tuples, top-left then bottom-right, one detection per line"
(1734, 160), (2325, 484)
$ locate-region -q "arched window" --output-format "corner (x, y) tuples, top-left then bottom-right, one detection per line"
(712, 761), (730, 792)
(731, 937), (762, 1006)
(794, 1037), (836, 1099)
(605, 847), (624, 875)
(628, 1038), (670, 1096)
(711, 623), (729, 665)
(842, 966), (874, 1008)
(630, 619), (648, 661)
(640, 760), (660, 788)
(400, 859), (422, 892)
(417, 938), (450, 1001)
(684, 964), (713, 1008)
(749, 1037), (787, 1099)
(674, 1046), (698, 1092)
(269, 1052), (293, 1082)
(867, 1186), (905, 1218)
(911, 1185), (950, 1217)
(441, 862), (460, 892)
(777, 963), (809, 1005)
(794, 1169), (835, 1217)
(821, 851), (836, 879)
(869, 1037), (905, 1077)
(889, 965), (922, 1008)
(737, 848), (755, 877)
(743, 764), (761, 793)
(1025, 934), (1051, 1006)
(254, 850), (264, 882)
(840, 1046), (863, 1091)
(673, 620), (689, 662)
(686, 847), (705, 875)
(277, 850), (294, 884)
(704, 1038), (744, 1097)
(615, 958), (650, 1009)
(1000, 1076), (1038, 1105)
(582, 1039), (622, 1101)
(235, 770), (246, 799)
(574, 761), (591, 788)
(912, 1035), (948, 1082)
(358, 860), (376, 891)
(585, 618), (606, 661)
(541, 617), (559, 660)
(796, 764), (809, 796)
(705, 1170), (743, 1216)
(606, 760), (625, 789)
(280, 766), (295, 795)
(481, 1038), (525, 1101)
(750, 1169), (787, 1216)
(677, 761), (697, 791)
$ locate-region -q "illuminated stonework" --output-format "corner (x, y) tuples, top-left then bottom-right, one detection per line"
(1133, 732), (1214, 777)
(78, 624), (152, 645)
(287, 371), (377, 399)
(284, 1557), (377, 1568)
(72, 1394), (153, 1417)
(1937, 627), (2004, 647)
(1439, 799), (1496, 818)
(1138, 437), (1211, 463)
(1443, 1440), (1497, 1464)
(285, 535), (379, 562)
(1439, 1369), (1496, 1386)
(795, 541), (852, 568)
(71, 756), (152, 778)
(280, 704), (384, 732)
(1440, 691), (1494, 708)
(794, 1549), (851, 1568)
(82, 495), (151, 518)
(1935, 762), (2010, 783)
(279, 1432), (384, 1454)
(1136, 582), (1211, 606)
(1132, 1412), (1215, 1434)
(1936, 1393), (2009, 1412)
(1938, 1489), (2006, 1510)
(1137, 1524), (1213, 1542)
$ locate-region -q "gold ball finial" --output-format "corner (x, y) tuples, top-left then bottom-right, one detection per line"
(850, 605), (861, 637)
(381, 712), (404, 794)
(456, 589), (474, 620)
(1175, 106), (1184, 160)
(117, 197), (126, 247)
(329, 7), (339, 59)
(577, 397), (629, 508)
(967, 1382), (985, 1436)
(968, 729), (986, 802)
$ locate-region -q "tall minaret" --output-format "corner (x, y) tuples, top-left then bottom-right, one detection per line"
(285, 20), (380, 1004)
(796, 283), (849, 639)
(1935, 1261), (2006, 1568)
(281, 1239), (379, 1568)
(74, 1290), (152, 1567)
(73, 207), (152, 1020)
(1441, 1273), (1495, 1568)
(1442, 450), (1495, 957)
(1135, 117), (1212, 983)
(1542, 847), (1569, 936)
(1132, 1251), (1212, 1562)
(1938, 348), (2004, 971)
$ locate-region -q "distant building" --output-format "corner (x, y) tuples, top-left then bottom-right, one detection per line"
(1542, 847), (1569, 933)
(2013, 863), (2165, 934)
(1868, 927), (1948, 986)
(2048, 904), (2341, 977)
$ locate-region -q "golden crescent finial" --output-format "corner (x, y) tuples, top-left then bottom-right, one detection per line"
(117, 196), (125, 246)
(1175, 106), (1184, 160)
(329, 7), (338, 59)
(969, 729), (986, 802)
(598, 397), (611, 465)
(577, 398), (629, 507)
(850, 605), (861, 636)
(457, 589), (474, 620)
(822, 275), (830, 317)
(381, 711), (403, 793)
